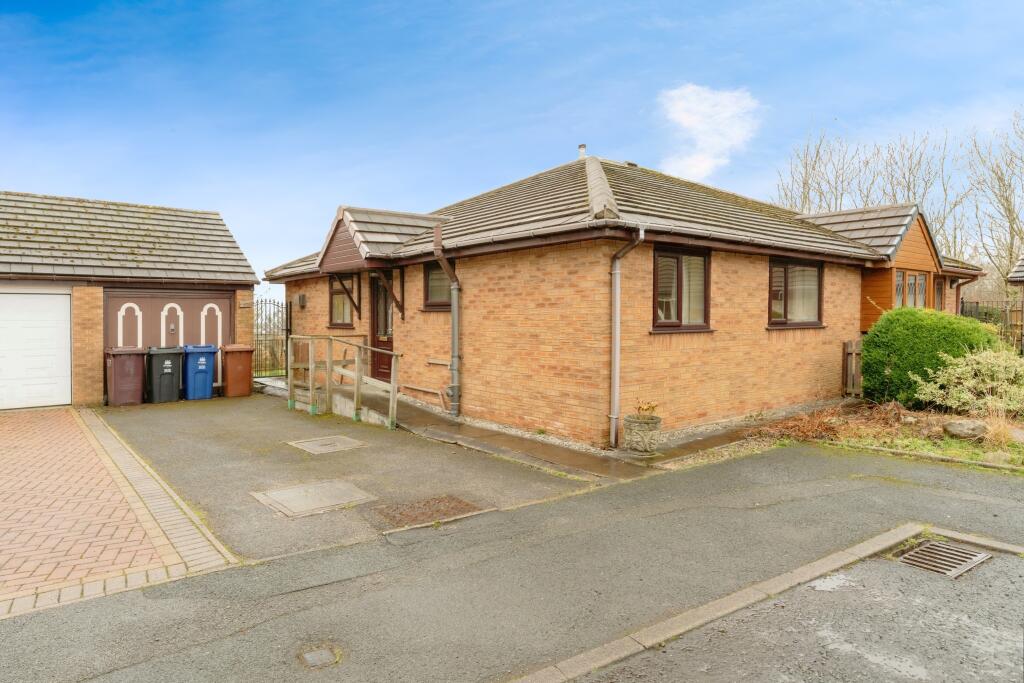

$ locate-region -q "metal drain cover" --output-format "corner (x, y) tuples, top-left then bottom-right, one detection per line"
(288, 435), (364, 454)
(898, 541), (991, 578)
(252, 479), (376, 517)
(373, 495), (482, 528)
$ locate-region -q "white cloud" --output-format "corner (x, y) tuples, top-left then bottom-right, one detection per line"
(658, 83), (761, 180)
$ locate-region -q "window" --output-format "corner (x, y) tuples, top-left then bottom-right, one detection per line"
(769, 259), (822, 327)
(934, 277), (945, 310)
(653, 248), (708, 330)
(423, 261), (453, 310)
(895, 270), (928, 308)
(329, 274), (356, 327)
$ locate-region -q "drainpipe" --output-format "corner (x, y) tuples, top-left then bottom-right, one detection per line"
(609, 226), (644, 447)
(433, 224), (461, 416)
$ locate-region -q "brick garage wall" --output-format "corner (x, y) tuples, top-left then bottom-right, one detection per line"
(71, 285), (104, 405)
(392, 264), (452, 409)
(618, 246), (861, 441)
(457, 241), (613, 444)
(233, 287), (254, 346)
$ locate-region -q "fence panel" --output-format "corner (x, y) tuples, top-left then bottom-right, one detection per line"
(254, 298), (289, 377)
(960, 299), (1022, 351)
(843, 339), (863, 397)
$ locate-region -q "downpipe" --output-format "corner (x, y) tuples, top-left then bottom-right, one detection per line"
(609, 227), (644, 448)
(433, 222), (461, 416)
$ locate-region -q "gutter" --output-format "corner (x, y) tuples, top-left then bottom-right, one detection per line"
(433, 223), (462, 417)
(609, 226), (644, 447)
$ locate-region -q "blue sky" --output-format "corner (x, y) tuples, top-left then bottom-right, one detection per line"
(2, 1), (1023, 293)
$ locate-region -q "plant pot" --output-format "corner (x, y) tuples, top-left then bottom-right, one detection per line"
(623, 414), (662, 453)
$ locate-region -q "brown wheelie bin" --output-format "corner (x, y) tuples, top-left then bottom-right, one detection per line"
(105, 347), (146, 406)
(221, 344), (254, 397)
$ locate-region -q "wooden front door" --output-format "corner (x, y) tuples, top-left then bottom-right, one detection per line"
(370, 273), (394, 381)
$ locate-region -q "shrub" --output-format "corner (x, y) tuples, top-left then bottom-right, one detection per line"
(912, 350), (1024, 416)
(862, 308), (999, 405)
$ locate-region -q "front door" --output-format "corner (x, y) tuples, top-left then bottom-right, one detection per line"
(370, 273), (394, 381)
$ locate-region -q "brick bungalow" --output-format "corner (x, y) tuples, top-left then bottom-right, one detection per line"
(0, 192), (258, 409)
(266, 150), (982, 447)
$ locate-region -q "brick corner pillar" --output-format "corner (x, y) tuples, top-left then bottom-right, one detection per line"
(234, 287), (254, 346)
(71, 286), (105, 405)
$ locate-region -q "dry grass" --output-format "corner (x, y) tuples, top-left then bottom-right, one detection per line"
(748, 401), (1024, 468)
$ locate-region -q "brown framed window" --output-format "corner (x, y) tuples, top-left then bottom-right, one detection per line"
(933, 277), (945, 310)
(769, 258), (822, 327)
(895, 270), (928, 308)
(329, 274), (357, 327)
(423, 260), (453, 311)
(653, 247), (709, 330)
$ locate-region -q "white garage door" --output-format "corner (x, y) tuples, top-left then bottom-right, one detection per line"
(0, 293), (72, 409)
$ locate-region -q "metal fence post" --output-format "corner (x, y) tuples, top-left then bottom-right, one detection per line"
(388, 354), (400, 429)
(287, 336), (295, 410)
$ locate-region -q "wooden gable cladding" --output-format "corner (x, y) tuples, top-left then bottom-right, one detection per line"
(320, 219), (372, 272)
(861, 267), (892, 332)
(893, 216), (942, 273)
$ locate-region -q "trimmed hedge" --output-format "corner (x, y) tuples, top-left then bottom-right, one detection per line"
(862, 308), (999, 405)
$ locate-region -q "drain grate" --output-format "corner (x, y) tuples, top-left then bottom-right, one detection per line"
(898, 541), (991, 578)
(373, 495), (482, 528)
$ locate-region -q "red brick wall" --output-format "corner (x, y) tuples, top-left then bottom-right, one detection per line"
(234, 288), (254, 346)
(619, 246), (861, 441)
(71, 286), (104, 405)
(457, 242), (612, 443)
(283, 241), (863, 447)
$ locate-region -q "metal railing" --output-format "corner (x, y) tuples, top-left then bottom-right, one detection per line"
(286, 335), (402, 428)
(253, 298), (288, 377)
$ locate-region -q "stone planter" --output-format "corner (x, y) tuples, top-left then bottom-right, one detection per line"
(623, 414), (662, 453)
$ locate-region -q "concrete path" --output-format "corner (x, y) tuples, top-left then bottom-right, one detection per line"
(0, 408), (232, 619)
(0, 444), (1022, 681)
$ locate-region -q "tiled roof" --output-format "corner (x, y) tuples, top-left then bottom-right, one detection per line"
(1009, 256), (1024, 282)
(264, 252), (319, 281)
(942, 255), (984, 273)
(602, 161), (880, 261)
(0, 191), (258, 283)
(392, 160), (592, 256)
(797, 204), (918, 258)
(267, 155), (889, 279)
(332, 207), (448, 260)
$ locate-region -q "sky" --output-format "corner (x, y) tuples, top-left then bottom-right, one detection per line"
(2, 1), (1023, 297)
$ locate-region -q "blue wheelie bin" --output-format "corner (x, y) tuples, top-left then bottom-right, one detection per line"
(182, 345), (218, 400)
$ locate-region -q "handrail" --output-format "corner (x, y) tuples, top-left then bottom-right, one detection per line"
(288, 334), (403, 358)
(286, 334), (402, 428)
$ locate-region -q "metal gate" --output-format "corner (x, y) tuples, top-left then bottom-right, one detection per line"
(254, 298), (289, 377)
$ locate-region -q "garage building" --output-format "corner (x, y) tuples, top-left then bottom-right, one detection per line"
(0, 191), (258, 410)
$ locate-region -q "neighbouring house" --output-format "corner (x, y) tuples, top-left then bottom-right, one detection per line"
(266, 149), (983, 447)
(1008, 255), (1024, 287)
(796, 204), (983, 329)
(0, 191), (258, 410)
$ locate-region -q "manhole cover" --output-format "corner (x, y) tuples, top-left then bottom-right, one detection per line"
(288, 435), (364, 454)
(298, 644), (342, 669)
(373, 495), (482, 528)
(898, 540), (991, 578)
(252, 480), (376, 517)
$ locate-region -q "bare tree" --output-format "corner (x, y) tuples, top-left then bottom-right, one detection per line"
(968, 114), (1024, 293)
(775, 131), (973, 258)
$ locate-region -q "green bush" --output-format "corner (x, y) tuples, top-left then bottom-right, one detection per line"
(913, 350), (1024, 416)
(862, 308), (999, 405)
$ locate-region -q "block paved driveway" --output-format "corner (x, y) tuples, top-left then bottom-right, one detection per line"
(0, 408), (233, 617)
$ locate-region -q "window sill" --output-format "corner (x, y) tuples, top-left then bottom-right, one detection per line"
(766, 323), (826, 330)
(650, 327), (714, 335)
(420, 305), (451, 313)
(327, 323), (355, 329)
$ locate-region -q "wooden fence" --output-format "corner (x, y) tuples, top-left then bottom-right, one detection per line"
(960, 299), (1023, 350)
(843, 338), (863, 397)
(286, 335), (401, 428)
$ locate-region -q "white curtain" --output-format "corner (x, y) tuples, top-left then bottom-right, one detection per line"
(787, 265), (819, 322)
(681, 255), (705, 324)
